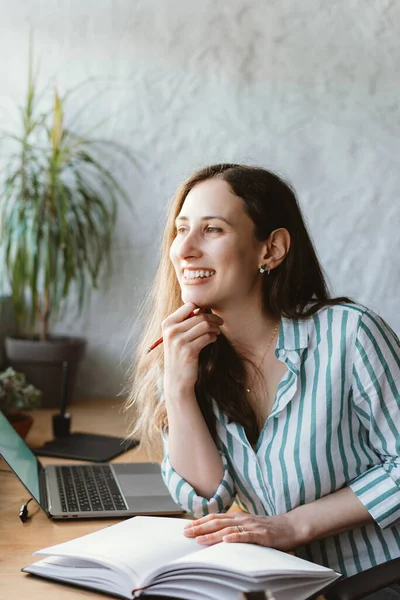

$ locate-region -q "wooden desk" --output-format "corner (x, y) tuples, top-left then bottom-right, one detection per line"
(0, 398), (155, 600)
(0, 400), (329, 600)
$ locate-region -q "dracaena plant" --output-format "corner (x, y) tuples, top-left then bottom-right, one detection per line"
(0, 53), (133, 341)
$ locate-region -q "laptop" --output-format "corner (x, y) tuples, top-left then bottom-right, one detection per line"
(0, 411), (184, 519)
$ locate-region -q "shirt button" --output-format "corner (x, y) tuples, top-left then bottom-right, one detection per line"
(278, 349), (286, 357)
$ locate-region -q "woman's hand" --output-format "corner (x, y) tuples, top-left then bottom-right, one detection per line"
(183, 512), (304, 552)
(163, 302), (223, 396)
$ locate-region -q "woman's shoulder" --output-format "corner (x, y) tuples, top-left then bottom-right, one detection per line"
(314, 301), (389, 323)
(314, 301), (368, 322)
(301, 301), (398, 345)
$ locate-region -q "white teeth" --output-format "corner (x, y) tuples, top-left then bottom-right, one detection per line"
(183, 269), (215, 280)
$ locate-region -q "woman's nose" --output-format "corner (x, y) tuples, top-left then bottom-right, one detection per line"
(177, 231), (202, 259)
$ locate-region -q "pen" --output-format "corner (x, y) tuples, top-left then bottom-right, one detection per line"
(147, 308), (211, 353)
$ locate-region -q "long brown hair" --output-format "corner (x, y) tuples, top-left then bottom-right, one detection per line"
(125, 164), (352, 451)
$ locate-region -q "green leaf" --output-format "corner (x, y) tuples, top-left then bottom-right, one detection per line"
(51, 91), (63, 154)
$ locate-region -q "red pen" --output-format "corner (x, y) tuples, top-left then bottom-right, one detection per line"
(147, 308), (211, 353)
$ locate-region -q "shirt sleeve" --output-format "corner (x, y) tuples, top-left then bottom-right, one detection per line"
(348, 309), (400, 529)
(160, 433), (236, 518)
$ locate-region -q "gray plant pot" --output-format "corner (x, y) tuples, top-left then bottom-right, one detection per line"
(0, 296), (17, 369)
(5, 336), (86, 408)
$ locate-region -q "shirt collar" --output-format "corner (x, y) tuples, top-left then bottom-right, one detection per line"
(276, 315), (310, 351)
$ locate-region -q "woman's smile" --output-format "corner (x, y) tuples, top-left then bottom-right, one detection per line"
(182, 268), (216, 283)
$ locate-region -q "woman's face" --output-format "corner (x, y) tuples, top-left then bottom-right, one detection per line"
(169, 178), (265, 311)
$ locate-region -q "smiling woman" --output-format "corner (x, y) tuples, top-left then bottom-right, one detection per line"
(125, 164), (400, 588)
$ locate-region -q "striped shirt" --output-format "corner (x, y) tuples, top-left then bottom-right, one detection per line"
(161, 303), (400, 577)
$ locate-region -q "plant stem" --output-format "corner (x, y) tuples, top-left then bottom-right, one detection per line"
(40, 288), (50, 342)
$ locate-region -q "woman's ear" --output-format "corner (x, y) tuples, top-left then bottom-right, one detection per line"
(261, 228), (291, 270)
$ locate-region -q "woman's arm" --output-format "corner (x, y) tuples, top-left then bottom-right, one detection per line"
(288, 309), (400, 545)
(183, 486), (372, 549)
(286, 486), (373, 546)
(346, 309), (400, 529)
(162, 303), (227, 500)
(165, 390), (223, 498)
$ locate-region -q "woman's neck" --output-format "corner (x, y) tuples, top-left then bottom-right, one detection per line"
(215, 301), (280, 358)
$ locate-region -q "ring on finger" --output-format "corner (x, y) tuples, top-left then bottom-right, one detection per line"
(236, 525), (247, 533)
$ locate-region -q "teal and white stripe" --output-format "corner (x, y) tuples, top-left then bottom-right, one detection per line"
(161, 304), (400, 577)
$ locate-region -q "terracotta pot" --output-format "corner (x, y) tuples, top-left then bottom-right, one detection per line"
(4, 409), (33, 439)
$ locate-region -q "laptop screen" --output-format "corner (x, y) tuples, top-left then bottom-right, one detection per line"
(0, 411), (42, 505)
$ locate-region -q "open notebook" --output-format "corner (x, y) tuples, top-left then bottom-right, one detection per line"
(22, 515), (341, 600)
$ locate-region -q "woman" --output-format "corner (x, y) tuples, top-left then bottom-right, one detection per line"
(127, 164), (400, 583)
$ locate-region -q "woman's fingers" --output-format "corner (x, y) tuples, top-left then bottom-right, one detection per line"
(184, 512), (242, 529)
(183, 513), (269, 546)
(163, 303), (223, 333)
(167, 318), (222, 343)
(185, 518), (267, 547)
(184, 513), (245, 537)
(164, 302), (198, 326)
(177, 332), (218, 359)
(182, 320), (221, 342)
(222, 529), (264, 544)
(172, 313), (223, 336)
(195, 525), (246, 545)
(184, 513), (299, 552)
(164, 312), (223, 354)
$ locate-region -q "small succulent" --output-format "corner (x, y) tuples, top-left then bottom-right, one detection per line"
(0, 367), (42, 411)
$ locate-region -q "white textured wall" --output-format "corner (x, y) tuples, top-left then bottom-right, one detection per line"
(0, 0), (399, 398)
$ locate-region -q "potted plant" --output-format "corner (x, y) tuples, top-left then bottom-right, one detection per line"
(0, 51), (133, 407)
(0, 367), (41, 438)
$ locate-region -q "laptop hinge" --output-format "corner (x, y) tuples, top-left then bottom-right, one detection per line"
(38, 467), (50, 516)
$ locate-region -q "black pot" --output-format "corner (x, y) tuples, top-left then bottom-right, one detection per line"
(0, 296), (17, 369)
(5, 336), (86, 408)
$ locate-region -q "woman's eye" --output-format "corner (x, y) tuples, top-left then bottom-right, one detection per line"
(175, 226), (187, 235)
(205, 226), (222, 234)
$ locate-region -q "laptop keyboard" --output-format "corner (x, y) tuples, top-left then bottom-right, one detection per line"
(56, 465), (128, 513)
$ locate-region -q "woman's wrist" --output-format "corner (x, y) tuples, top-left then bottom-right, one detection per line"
(164, 382), (197, 406)
(284, 507), (314, 548)
(284, 487), (373, 548)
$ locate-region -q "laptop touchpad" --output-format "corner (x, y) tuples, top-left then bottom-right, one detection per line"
(118, 474), (170, 497)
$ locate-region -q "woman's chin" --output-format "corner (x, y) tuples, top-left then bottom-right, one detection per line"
(181, 289), (211, 307)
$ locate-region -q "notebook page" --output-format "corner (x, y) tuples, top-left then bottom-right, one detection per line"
(171, 541), (338, 578)
(32, 516), (199, 585)
(24, 556), (129, 597)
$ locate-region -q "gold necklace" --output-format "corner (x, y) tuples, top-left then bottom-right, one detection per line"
(246, 322), (280, 394)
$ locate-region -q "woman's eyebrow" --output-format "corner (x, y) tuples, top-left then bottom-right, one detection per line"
(175, 215), (232, 225)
